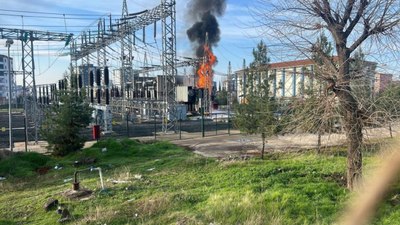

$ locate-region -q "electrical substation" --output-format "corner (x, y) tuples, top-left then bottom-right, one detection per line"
(0, 0), (221, 147)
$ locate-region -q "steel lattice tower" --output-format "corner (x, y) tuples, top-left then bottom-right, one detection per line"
(0, 28), (72, 150)
(161, 0), (177, 132)
(121, 0), (133, 105)
(21, 34), (38, 146)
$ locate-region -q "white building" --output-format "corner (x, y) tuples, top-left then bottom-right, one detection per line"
(232, 58), (377, 103)
(0, 54), (14, 104)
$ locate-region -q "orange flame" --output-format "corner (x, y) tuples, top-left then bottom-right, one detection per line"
(197, 44), (216, 90)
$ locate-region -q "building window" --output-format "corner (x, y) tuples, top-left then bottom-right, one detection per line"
(0, 64), (3, 69)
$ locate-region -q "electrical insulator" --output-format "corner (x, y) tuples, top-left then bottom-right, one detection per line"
(90, 89), (94, 103)
(78, 74), (83, 88)
(90, 70), (94, 87)
(46, 86), (49, 104)
(97, 89), (101, 104)
(104, 67), (109, 86)
(96, 68), (101, 86)
(38, 87), (42, 104)
(63, 79), (68, 90)
(106, 90), (109, 105)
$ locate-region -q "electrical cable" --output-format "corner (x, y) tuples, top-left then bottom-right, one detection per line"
(0, 8), (106, 17)
(0, 24), (97, 28)
(0, 13), (101, 20)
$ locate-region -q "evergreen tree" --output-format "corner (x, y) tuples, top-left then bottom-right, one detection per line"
(249, 40), (269, 95)
(350, 48), (374, 107)
(215, 89), (228, 105)
(41, 89), (92, 156)
(234, 41), (278, 159)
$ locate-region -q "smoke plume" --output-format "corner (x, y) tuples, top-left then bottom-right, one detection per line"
(186, 0), (226, 57)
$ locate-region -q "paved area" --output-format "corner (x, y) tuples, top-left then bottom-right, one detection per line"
(148, 124), (397, 158)
(7, 123), (399, 158)
(169, 131), (347, 158)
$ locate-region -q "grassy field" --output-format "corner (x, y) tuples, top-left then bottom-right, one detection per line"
(0, 138), (399, 225)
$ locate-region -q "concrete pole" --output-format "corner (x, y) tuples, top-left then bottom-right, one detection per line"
(6, 39), (13, 152)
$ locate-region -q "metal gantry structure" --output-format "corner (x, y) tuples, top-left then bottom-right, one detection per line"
(120, 0), (133, 113)
(161, 0), (177, 132)
(0, 28), (72, 149)
(70, 0), (177, 133)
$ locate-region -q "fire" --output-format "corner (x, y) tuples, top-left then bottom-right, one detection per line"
(197, 44), (216, 90)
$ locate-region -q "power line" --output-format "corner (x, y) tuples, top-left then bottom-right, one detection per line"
(0, 24), (97, 28)
(0, 8), (106, 17)
(0, 13), (103, 20)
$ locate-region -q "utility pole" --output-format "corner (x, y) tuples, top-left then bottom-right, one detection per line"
(242, 59), (246, 104)
(227, 61), (231, 135)
(6, 38), (13, 151)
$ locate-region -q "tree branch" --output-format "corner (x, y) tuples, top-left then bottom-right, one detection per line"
(312, 0), (336, 26)
(341, 0), (355, 27)
(344, 0), (369, 38)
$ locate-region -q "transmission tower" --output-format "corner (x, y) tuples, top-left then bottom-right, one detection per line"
(120, 0), (133, 112)
(0, 28), (72, 150)
(161, 0), (177, 132)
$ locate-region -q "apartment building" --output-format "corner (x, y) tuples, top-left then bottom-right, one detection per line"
(0, 54), (14, 104)
(374, 73), (393, 94)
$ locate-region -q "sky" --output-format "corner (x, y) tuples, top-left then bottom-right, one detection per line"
(0, 0), (398, 86)
(0, 0), (267, 86)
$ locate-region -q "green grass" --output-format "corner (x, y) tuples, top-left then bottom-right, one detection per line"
(0, 152), (51, 177)
(0, 139), (399, 224)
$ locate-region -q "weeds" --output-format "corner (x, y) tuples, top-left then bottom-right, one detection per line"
(0, 139), (397, 224)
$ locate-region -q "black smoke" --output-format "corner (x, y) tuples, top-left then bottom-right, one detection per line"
(186, 0), (226, 57)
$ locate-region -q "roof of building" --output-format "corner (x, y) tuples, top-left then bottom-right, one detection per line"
(375, 72), (393, 77)
(269, 59), (314, 69)
(234, 59), (315, 73)
(234, 57), (377, 74)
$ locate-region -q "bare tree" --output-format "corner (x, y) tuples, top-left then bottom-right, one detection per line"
(254, 0), (400, 190)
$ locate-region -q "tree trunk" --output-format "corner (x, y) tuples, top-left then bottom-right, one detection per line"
(336, 47), (363, 190)
(317, 131), (322, 154)
(342, 104), (363, 190)
(261, 133), (266, 160)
